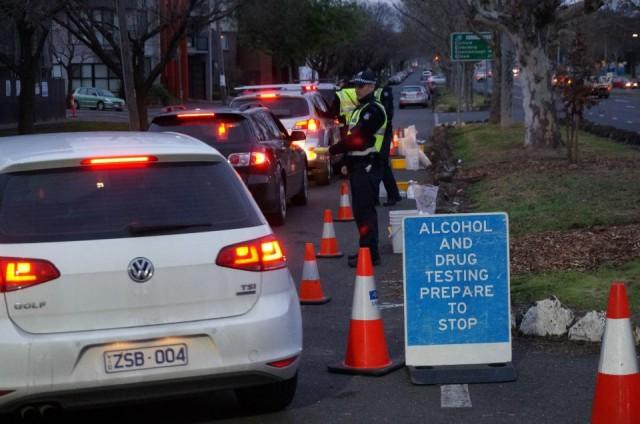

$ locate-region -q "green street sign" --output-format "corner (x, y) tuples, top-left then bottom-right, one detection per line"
(450, 32), (493, 62)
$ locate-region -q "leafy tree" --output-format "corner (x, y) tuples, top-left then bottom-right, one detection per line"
(0, 0), (65, 134)
(58, 0), (237, 130)
(466, 0), (604, 149)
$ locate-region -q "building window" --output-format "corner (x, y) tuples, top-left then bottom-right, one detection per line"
(221, 34), (230, 51)
(70, 63), (122, 95)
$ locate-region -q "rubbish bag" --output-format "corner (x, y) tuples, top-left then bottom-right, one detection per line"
(414, 184), (438, 214)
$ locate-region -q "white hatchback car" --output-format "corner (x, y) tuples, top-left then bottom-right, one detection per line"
(0, 132), (302, 419)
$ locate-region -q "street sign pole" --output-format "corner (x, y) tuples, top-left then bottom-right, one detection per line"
(403, 212), (517, 385)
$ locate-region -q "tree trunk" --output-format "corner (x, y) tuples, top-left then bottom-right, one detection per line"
(489, 32), (502, 124)
(17, 26), (37, 135)
(116, 0), (141, 131)
(500, 32), (514, 128)
(514, 40), (561, 148)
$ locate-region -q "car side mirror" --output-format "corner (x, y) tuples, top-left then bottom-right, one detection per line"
(289, 131), (306, 142)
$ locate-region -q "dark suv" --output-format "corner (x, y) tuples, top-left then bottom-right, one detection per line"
(149, 107), (308, 226)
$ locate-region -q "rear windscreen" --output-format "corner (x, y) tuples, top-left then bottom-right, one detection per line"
(149, 115), (249, 147)
(231, 97), (309, 119)
(0, 162), (262, 243)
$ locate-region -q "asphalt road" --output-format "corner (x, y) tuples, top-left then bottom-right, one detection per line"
(473, 78), (640, 133)
(37, 72), (605, 424)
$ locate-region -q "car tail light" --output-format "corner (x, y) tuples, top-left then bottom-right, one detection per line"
(294, 118), (320, 132)
(259, 93), (278, 99)
(228, 148), (270, 170)
(267, 355), (299, 368)
(0, 257), (60, 292)
(302, 85), (317, 92)
(81, 156), (157, 167)
(216, 235), (286, 272)
(177, 112), (215, 119)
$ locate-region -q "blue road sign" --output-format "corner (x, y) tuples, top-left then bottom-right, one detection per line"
(403, 212), (511, 366)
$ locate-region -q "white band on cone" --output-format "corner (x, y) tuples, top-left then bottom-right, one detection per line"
(322, 222), (336, 238)
(340, 195), (350, 207)
(599, 318), (639, 375)
(302, 260), (320, 281)
(351, 274), (381, 321)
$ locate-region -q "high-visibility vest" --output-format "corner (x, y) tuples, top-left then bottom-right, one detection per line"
(346, 100), (387, 156)
(336, 88), (358, 122)
(374, 87), (383, 102)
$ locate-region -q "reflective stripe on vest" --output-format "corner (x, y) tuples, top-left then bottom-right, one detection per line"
(347, 101), (387, 154)
(337, 88), (358, 122)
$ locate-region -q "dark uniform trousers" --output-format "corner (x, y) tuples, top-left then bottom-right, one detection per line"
(373, 126), (401, 201)
(348, 160), (379, 259)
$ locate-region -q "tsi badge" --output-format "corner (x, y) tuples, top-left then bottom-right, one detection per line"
(128, 257), (154, 283)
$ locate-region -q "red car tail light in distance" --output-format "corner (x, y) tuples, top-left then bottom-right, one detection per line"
(216, 235), (286, 272)
(228, 149), (270, 169)
(0, 257), (60, 292)
(294, 118), (320, 132)
(177, 112), (216, 119)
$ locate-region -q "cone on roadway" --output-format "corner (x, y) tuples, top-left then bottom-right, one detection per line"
(335, 181), (355, 222)
(591, 281), (640, 423)
(328, 247), (403, 376)
(299, 243), (330, 305)
(317, 209), (343, 258)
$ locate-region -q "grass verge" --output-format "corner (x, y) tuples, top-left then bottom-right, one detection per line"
(450, 124), (640, 312)
(434, 88), (488, 113)
(0, 121), (129, 137)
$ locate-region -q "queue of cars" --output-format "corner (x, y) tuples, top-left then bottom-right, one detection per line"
(0, 131), (302, 418)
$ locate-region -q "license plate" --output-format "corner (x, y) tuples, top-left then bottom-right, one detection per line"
(104, 343), (188, 374)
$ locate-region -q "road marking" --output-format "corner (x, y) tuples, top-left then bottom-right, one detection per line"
(599, 114), (605, 117)
(612, 117), (618, 120)
(626, 106), (636, 109)
(378, 302), (404, 310)
(441, 384), (472, 408)
(434, 113), (439, 127)
(627, 121), (633, 124)
(614, 99), (630, 103)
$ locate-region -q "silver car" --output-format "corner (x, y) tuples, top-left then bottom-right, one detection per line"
(399, 85), (430, 109)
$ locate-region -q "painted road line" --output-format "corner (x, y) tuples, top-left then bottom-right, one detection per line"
(626, 105), (636, 109)
(627, 121), (633, 124)
(614, 99), (630, 103)
(434, 113), (440, 127)
(441, 384), (472, 408)
(378, 302), (404, 310)
(613, 117), (618, 120)
(600, 114), (605, 117)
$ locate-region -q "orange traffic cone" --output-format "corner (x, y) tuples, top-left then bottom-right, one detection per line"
(328, 248), (403, 376)
(591, 281), (640, 423)
(335, 181), (355, 222)
(317, 209), (343, 258)
(298, 243), (331, 305)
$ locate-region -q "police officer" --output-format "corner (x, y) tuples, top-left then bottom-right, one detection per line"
(329, 70), (387, 267)
(332, 77), (359, 141)
(373, 81), (402, 206)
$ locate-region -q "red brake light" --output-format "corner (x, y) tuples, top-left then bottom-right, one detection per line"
(302, 85), (317, 92)
(177, 112), (216, 119)
(0, 257), (60, 292)
(81, 156), (157, 167)
(267, 355), (299, 368)
(251, 151), (267, 166)
(259, 93), (278, 99)
(216, 236), (286, 271)
(294, 118), (320, 132)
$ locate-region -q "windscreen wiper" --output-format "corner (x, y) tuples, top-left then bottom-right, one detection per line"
(127, 222), (212, 236)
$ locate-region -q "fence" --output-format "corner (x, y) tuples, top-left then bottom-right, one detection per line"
(0, 78), (66, 126)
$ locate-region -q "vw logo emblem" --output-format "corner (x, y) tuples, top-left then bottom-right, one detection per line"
(127, 257), (154, 283)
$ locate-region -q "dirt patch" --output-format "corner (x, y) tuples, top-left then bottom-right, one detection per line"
(511, 225), (640, 274)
